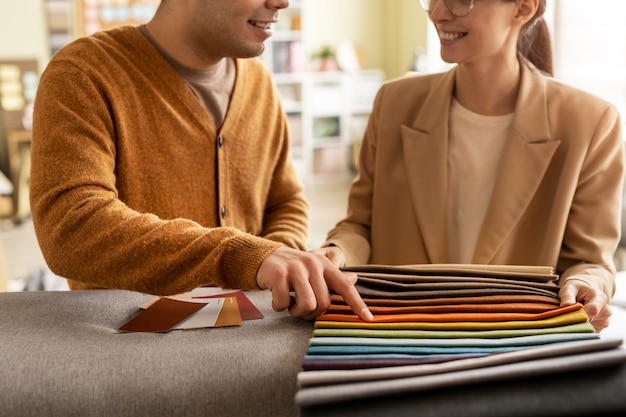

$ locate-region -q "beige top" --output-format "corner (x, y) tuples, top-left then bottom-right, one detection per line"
(447, 98), (514, 263)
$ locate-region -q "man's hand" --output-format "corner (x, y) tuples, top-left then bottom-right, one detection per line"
(256, 247), (373, 321)
(559, 279), (612, 332)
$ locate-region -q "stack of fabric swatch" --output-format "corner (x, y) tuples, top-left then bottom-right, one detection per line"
(295, 264), (626, 407)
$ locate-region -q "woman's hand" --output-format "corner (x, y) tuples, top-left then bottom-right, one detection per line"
(559, 279), (612, 332)
(310, 245), (346, 268)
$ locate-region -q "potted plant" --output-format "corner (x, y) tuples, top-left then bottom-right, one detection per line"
(312, 45), (338, 72)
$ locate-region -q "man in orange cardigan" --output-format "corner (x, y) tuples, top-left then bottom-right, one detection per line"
(30, 0), (372, 321)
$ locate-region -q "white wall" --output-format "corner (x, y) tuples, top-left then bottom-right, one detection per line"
(0, 0), (50, 73)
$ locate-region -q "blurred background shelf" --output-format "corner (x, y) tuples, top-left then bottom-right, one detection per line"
(260, 0), (384, 185)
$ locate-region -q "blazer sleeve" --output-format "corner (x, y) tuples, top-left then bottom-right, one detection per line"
(558, 104), (625, 299)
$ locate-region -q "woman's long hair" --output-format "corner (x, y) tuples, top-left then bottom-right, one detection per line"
(517, 0), (553, 76)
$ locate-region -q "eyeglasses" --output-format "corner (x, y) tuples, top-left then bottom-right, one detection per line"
(419, 0), (476, 17)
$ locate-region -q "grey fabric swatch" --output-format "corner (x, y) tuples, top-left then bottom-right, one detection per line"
(296, 338), (626, 406)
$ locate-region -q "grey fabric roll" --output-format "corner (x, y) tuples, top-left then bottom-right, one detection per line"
(0, 290), (313, 417)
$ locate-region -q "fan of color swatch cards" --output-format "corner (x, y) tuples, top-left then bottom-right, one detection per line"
(295, 264), (626, 407)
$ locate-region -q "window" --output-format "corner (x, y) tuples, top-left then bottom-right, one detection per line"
(552, 0), (626, 123)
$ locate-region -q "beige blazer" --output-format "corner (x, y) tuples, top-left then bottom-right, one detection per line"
(327, 60), (625, 298)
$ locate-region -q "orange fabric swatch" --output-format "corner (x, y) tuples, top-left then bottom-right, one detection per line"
(318, 303), (583, 323)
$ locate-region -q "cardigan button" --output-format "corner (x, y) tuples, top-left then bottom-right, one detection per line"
(220, 205), (226, 219)
(218, 135), (224, 148)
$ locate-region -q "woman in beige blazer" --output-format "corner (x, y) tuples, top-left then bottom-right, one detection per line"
(317, 0), (624, 331)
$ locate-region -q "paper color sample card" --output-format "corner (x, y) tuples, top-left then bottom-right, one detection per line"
(118, 297), (206, 333)
(139, 290), (264, 321)
(174, 297), (242, 329)
(119, 296), (242, 333)
(192, 291), (264, 320)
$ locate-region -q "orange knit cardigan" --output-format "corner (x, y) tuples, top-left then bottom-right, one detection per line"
(30, 26), (308, 295)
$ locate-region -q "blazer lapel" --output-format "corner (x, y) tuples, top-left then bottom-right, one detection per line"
(472, 62), (561, 264)
(402, 69), (457, 264)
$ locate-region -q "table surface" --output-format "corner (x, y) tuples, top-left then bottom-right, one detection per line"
(0, 289), (312, 417)
(1, 286), (625, 417)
